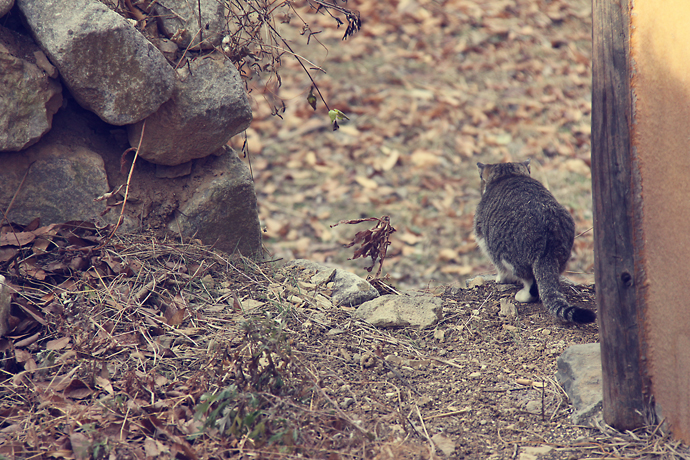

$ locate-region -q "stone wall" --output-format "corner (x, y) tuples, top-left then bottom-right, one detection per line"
(0, 0), (262, 257)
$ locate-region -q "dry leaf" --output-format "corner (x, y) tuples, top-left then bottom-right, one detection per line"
(95, 375), (114, 395)
(410, 149), (442, 168)
(439, 265), (473, 275)
(354, 176), (378, 189)
(0, 231), (36, 247)
(63, 379), (94, 399)
(46, 336), (71, 350)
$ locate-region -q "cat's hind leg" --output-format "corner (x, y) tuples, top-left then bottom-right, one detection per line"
(515, 277), (538, 303)
(495, 259), (519, 284)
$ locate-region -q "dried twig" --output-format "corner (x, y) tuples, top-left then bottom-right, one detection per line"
(331, 215), (396, 278)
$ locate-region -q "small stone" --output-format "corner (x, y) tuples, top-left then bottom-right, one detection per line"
(525, 400), (541, 414)
(499, 298), (517, 317)
(556, 343), (603, 425)
(468, 276), (485, 288)
(356, 293), (442, 329)
(384, 355), (403, 365)
(541, 329), (552, 336)
(503, 324), (518, 332)
(339, 397), (355, 409)
(469, 371), (481, 378)
(433, 328), (445, 341)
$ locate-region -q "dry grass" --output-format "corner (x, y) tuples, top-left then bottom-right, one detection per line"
(1, 224), (688, 458)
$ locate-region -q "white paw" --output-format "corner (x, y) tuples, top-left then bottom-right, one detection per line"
(515, 288), (536, 303)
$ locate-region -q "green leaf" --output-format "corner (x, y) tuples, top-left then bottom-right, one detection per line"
(307, 86), (317, 110)
(328, 109), (349, 122)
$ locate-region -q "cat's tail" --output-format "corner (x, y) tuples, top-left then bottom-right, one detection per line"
(533, 255), (596, 324)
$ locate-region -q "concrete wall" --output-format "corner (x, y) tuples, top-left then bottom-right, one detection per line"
(630, 0), (690, 442)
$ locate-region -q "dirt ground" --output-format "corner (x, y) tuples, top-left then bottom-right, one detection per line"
(1, 227), (687, 459)
(282, 275), (602, 459)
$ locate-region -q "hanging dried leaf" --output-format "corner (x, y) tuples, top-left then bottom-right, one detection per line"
(331, 215), (396, 278)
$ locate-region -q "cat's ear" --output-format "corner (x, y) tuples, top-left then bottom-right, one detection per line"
(477, 162), (487, 178)
(522, 159), (531, 174)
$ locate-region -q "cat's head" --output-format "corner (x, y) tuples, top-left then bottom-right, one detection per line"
(477, 160), (531, 194)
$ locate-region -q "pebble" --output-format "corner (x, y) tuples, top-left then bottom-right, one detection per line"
(468, 276), (485, 288)
(339, 398), (355, 409)
(499, 298), (517, 317)
(526, 400), (542, 414)
(434, 328), (445, 341)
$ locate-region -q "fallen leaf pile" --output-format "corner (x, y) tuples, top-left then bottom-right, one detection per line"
(231, 0), (595, 289)
(0, 221), (377, 458)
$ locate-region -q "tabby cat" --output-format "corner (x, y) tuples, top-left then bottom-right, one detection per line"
(473, 160), (596, 324)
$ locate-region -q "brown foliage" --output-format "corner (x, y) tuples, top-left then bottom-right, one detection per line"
(331, 215), (396, 278)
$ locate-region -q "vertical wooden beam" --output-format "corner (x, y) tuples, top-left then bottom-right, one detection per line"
(591, 0), (651, 430)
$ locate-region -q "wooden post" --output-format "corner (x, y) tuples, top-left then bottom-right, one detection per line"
(591, 0), (652, 430)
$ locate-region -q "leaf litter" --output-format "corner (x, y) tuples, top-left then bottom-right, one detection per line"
(2, 0), (689, 458)
(0, 217), (687, 458)
(233, 0), (595, 290)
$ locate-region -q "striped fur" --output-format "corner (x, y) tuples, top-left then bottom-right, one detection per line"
(473, 160), (595, 324)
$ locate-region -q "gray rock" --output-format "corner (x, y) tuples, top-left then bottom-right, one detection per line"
(556, 342), (603, 425)
(0, 141), (110, 225)
(430, 433), (455, 457)
(0, 25), (62, 151)
(155, 162), (193, 179)
(153, 0), (225, 50)
(467, 275), (487, 288)
(167, 147), (262, 257)
(355, 293), (443, 329)
(127, 53), (251, 165)
(0, 275), (11, 337)
(0, 0), (14, 18)
(285, 260), (380, 307)
(499, 298), (517, 317)
(525, 400), (542, 415)
(17, 0), (174, 125)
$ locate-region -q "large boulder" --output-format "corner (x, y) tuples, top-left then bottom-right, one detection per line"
(153, 0), (226, 51)
(0, 0), (13, 18)
(0, 25), (62, 151)
(127, 53), (251, 166)
(0, 142), (110, 226)
(0, 99), (262, 256)
(167, 147), (262, 257)
(16, 0), (175, 125)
